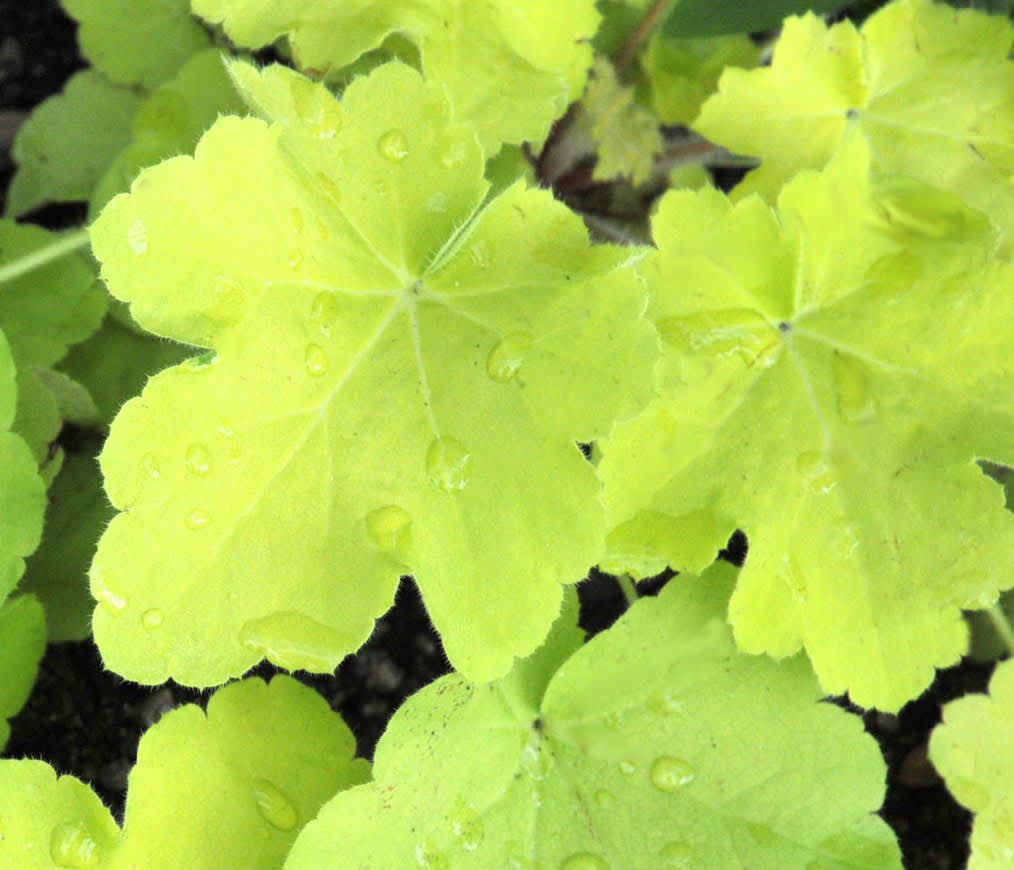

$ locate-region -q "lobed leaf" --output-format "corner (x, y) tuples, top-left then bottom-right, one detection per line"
(694, 0), (1014, 247)
(88, 61), (657, 686)
(931, 657), (1014, 868)
(599, 136), (1014, 710)
(286, 563), (900, 869)
(191, 0), (600, 151)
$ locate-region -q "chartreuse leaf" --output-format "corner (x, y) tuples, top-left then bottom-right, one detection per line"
(663, 0), (850, 37)
(694, 0), (1014, 243)
(0, 330), (46, 601)
(930, 658), (1014, 868)
(0, 595), (46, 750)
(580, 59), (663, 185)
(88, 61), (657, 686)
(286, 562), (900, 869)
(191, 0), (600, 151)
(0, 221), (106, 369)
(5, 70), (142, 218)
(91, 49), (246, 216)
(62, 0), (209, 88)
(598, 135), (1014, 711)
(0, 675), (367, 868)
(22, 449), (113, 641)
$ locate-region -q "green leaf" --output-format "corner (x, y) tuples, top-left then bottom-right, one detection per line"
(0, 222), (106, 369)
(5, 70), (142, 218)
(21, 449), (113, 642)
(192, 0), (601, 151)
(62, 0), (210, 88)
(0, 675), (367, 868)
(58, 311), (191, 424)
(662, 0), (851, 37)
(598, 136), (1014, 710)
(694, 0), (1014, 246)
(12, 368), (61, 466)
(286, 562), (900, 869)
(88, 62), (658, 686)
(90, 49), (246, 216)
(930, 657), (1014, 868)
(0, 595), (46, 750)
(0, 330), (46, 601)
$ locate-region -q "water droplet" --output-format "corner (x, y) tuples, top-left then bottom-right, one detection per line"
(796, 451), (836, 495)
(50, 822), (101, 869)
(310, 292), (340, 326)
(92, 569), (127, 614)
(647, 690), (684, 717)
(288, 249), (304, 270)
(594, 790), (615, 808)
(415, 841), (451, 869)
(316, 172), (341, 204)
(450, 798), (484, 851)
(305, 344), (328, 377)
(185, 443), (212, 476)
(378, 129), (409, 163)
(185, 508), (211, 530)
(560, 852), (609, 870)
(659, 842), (695, 869)
(650, 756), (695, 792)
(365, 505), (412, 556)
(425, 437), (472, 492)
(618, 760), (636, 776)
(441, 141), (467, 169)
(486, 332), (532, 382)
(141, 452), (160, 479)
(141, 608), (164, 629)
(426, 191), (448, 212)
(239, 611), (347, 672)
(831, 351), (876, 423)
(252, 778), (298, 831)
(127, 219), (148, 255)
(468, 241), (491, 269)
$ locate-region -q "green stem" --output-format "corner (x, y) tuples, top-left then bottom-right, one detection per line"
(617, 575), (639, 607)
(986, 602), (1014, 656)
(0, 227), (91, 285)
(614, 0), (673, 76)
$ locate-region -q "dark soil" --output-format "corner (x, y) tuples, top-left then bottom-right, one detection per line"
(0, 3), (997, 868)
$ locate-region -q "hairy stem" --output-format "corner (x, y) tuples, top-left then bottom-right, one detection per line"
(986, 602), (1014, 656)
(0, 226), (91, 285)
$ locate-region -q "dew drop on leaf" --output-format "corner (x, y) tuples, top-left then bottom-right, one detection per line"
(310, 292), (341, 333)
(594, 789), (615, 808)
(831, 351), (876, 424)
(49, 822), (101, 869)
(796, 451), (836, 495)
(127, 219), (148, 255)
(141, 608), (164, 630)
(560, 852), (609, 870)
(649, 756), (695, 792)
(252, 778), (299, 831)
(486, 332), (533, 382)
(140, 452), (160, 479)
(185, 508), (212, 530)
(378, 129), (410, 162)
(92, 569), (127, 614)
(449, 797), (484, 851)
(441, 141), (467, 169)
(365, 505), (412, 556)
(647, 689), (684, 717)
(659, 841), (695, 869)
(425, 436), (472, 492)
(185, 443), (212, 476)
(426, 192), (448, 213)
(618, 760), (637, 776)
(415, 840), (451, 870)
(305, 344), (328, 377)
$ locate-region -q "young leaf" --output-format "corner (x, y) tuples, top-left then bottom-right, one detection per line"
(930, 657), (1014, 868)
(598, 136), (1014, 710)
(0, 675), (368, 868)
(191, 0), (600, 151)
(0, 595), (46, 750)
(61, 0), (210, 89)
(286, 563), (901, 869)
(694, 0), (1014, 242)
(88, 62), (658, 686)
(5, 70), (142, 218)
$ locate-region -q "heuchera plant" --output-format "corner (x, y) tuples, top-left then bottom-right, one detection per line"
(1, 0), (1014, 866)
